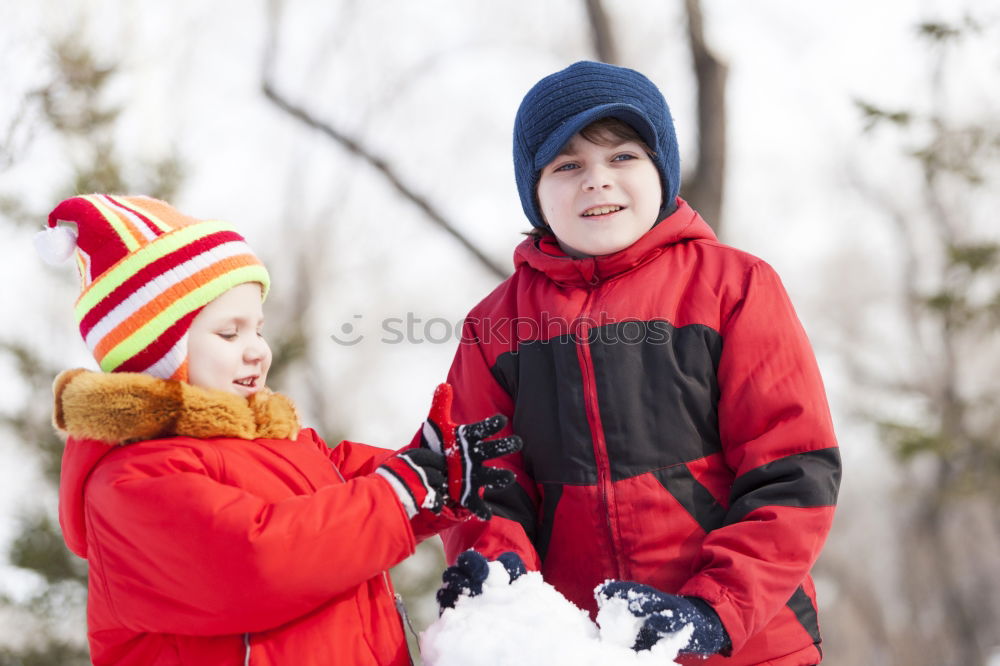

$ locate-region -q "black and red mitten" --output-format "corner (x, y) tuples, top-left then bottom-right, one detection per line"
(420, 383), (522, 520)
(377, 448), (447, 518)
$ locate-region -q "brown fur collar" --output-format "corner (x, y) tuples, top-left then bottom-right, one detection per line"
(53, 369), (300, 444)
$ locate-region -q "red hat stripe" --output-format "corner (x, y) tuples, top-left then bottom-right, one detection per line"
(78, 230), (246, 338)
(90, 252), (261, 360)
(79, 194), (148, 250)
(52, 197), (134, 281)
(101, 196), (159, 241)
(112, 195), (204, 231)
(111, 210), (150, 246)
(103, 194), (173, 236)
(75, 219), (240, 318)
(114, 310), (199, 375)
(143, 332), (190, 379)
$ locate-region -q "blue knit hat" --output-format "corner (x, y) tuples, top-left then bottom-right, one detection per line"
(513, 61), (681, 229)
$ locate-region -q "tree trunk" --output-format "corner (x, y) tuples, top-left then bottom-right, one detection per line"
(584, 0), (618, 64)
(680, 0), (728, 235)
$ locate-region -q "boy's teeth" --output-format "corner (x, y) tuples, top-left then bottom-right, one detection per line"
(583, 205), (622, 216)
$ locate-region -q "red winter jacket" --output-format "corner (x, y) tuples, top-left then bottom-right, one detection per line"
(55, 369), (417, 666)
(441, 200), (841, 665)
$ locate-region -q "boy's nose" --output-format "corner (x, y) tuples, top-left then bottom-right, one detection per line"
(582, 165), (613, 191)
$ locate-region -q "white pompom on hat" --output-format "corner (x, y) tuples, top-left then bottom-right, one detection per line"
(34, 223), (79, 265)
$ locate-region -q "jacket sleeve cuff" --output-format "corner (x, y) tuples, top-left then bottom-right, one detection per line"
(370, 473), (420, 554)
(678, 577), (746, 654)
(409, 506), (471, 544)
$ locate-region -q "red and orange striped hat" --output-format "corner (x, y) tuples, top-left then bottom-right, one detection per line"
(36, 194), (270, 382)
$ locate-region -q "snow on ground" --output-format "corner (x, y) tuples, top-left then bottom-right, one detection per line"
(421, 561), (692, 666)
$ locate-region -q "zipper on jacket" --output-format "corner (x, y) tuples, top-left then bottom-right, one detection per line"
(243, 632), (251, 665)
(392, 588), (417, 638)
(574, 287), (625, 581)
(384, 572), (416, 666)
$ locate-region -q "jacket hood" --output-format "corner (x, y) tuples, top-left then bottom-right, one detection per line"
(54, 369), (300, 556)
(513, 198), (717, 287)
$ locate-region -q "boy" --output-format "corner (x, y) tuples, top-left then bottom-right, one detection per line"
(36, 194), (519, 665)
(436, 61), (841, 665)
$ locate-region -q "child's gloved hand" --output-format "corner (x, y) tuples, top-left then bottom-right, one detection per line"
(420, 383), (522, 520)
(436, 550), (527, 612)
(376, 449), (447, 519)
(596, 581), (730, 655)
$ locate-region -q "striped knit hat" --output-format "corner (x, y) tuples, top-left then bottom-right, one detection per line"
(35, 194), (270, 381)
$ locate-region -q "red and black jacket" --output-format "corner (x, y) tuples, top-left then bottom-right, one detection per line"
(442, 200), (841, 665)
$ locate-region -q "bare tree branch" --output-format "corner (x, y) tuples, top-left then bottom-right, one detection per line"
(680, 0), (728, 235)
(261, 5), (507, 281)
(260, 82), (507, 280)
(584, 0), (618, 64)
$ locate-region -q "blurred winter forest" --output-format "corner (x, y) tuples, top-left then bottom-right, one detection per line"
(1, 0), (999, 664)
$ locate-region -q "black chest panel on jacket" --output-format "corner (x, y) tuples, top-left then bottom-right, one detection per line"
(491, 319), (723, 485)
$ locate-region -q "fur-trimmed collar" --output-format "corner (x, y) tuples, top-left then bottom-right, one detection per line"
(53, 369), (300, 444)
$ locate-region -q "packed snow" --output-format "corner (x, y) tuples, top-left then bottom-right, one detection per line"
(421, 561), (692, 666)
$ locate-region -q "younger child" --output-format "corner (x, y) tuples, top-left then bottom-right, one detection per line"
(435, 62), (841, 665)
(37, 194), (519, 665)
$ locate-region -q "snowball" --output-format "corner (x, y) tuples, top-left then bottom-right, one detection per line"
(421, 564), (692, 666)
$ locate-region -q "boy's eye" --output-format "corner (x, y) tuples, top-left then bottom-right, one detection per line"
(217, 332), (237, 341)
(612, 153), (637, 162)
(553, 162), (578, 172)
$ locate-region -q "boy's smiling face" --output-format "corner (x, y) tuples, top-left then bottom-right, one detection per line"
(187, 282), (271, 397)
(536, 131), (662, 258)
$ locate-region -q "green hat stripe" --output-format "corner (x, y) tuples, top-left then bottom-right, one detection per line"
(101, 265), (270, 372)
(110, 195), (175, 233)
(76, 220), (236, 322)
(83, 195), (143, 253)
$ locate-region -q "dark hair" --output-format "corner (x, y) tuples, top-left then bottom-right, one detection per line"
(578, 117), (656, 155)
(524, 117), (656, 237)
